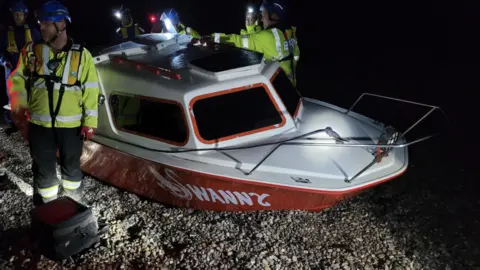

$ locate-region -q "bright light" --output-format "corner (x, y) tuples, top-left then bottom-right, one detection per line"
(163, 18), (177, 34)
(114, 11), (122, 19)
(149, 15), (156, 23)
(248, 7), (254, 13)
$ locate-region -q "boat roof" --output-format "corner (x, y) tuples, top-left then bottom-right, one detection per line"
(93, 33), (273, 100)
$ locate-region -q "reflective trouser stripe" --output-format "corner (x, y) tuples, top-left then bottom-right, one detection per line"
(38, 185), (59, 198)
(214, 33), (220, 43)
(63, 179), (81, 190)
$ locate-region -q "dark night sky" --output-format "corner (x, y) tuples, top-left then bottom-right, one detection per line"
(1, 0), (479, 127)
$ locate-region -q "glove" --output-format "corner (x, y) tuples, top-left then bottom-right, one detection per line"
(80, 126), (95, 141)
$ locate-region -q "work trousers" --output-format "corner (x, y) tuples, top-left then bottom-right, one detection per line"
(28, 123), (84, 199)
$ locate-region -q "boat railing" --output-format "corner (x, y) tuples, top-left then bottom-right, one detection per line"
(220, 93), (448, 183)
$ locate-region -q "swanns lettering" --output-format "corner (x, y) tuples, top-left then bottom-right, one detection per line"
(148, 166), (271, 207)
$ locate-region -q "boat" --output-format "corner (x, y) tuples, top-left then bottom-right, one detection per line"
(6, 33), (446, 212)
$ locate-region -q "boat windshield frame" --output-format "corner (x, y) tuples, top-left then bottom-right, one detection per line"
(188, 83), (287, 145)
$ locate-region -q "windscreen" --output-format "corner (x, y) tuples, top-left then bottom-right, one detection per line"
(192, 86), (283, 142)
(271, 69), (301, 117)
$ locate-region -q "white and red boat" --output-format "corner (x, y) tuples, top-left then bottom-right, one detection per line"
(8, 33), (444, 212)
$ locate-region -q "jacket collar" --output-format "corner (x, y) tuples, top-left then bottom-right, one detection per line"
(265, 21), (291, 32)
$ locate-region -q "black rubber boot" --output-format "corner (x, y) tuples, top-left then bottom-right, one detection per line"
(63, 183), (84, 203)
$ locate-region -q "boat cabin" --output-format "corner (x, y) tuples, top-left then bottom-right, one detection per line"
(93, 33), (304, 150)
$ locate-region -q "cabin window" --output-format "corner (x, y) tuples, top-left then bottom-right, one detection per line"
(271, 69), (301, 117)
(191, 85), (284, 143)
(110, 94), (188, 146)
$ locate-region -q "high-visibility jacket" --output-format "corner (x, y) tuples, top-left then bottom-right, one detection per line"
(7, 39), (100, 129)
(213, 23), (300, 86)
(7, 25), (32, 53)
(116, 23), (145, 40)
(1, 24), (41, 69)
(240, 24), (263, 35)
(161, 23), (200, 38)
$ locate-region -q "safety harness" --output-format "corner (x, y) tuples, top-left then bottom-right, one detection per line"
(7, 24), (33, 53)
(25, 41), (83, 128)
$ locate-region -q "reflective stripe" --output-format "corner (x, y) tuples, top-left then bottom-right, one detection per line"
(186, 27), (191, 34)
(38, 185), (59, 198)
(62, 50), (73, 84)
(42, 45), (50, 75)
(294, 56), (300, 61)
(30, 113), (83, 123)
(214, 33), (220, 43)
(241, 35), (249, 49)
(85, 110), (98, 117)
(271, 29), (283, 60)
(63, 180), (81, 190)
(83, 82), (99, 89)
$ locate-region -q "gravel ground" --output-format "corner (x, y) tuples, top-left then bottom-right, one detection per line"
(0, 127), (478, 270)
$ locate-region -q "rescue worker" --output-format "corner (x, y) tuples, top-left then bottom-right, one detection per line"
(158, 8), (201, 38)
(114, 6), (145, 41)
(241, 6), (263, 35)
(209, 0), (300, 86)
(0, 2), (41, 131)
(7, 1), (100, 204)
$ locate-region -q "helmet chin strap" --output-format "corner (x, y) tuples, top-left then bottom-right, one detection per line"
(47, 22), (66, 44)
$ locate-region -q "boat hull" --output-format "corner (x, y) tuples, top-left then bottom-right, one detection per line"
(80, 141), (405, 212)
(10, 106), (406, 212)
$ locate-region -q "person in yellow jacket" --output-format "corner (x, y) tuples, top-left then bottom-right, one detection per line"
(8, 1), (99, 205)
(1, 2), (41, 131)
(114, 6), (145, 41)
(241, 6), (263, 35)
(210, 0), (299, 86)
(157, 8), (200, 38)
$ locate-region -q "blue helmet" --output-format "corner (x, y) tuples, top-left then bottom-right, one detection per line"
(160, 8), (179, 26)
(35, 1), (71, 23)
(260, 0), (287, 20)
(10, 2), (28, 13)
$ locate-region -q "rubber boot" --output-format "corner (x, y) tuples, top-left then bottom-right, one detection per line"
(32, 193), (58, 206)
(63, 183), (84, 203)
(33, 185), (59, 206)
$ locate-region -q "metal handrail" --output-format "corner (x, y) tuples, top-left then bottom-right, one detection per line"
(231, 93), (448, 183)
